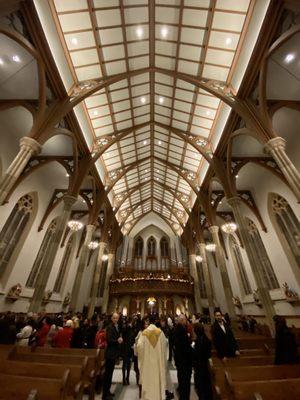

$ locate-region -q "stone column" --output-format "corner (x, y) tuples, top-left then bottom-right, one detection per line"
(0, 137), (41, 205)
(102, 252), (115, 313)
(189, 254), (203, 313)
(87, 241), (106, 318)
(69, 224), (96, 312)
(28, 194), (77, 312)
(199, 243), (215, 321)
(264, 137), (300, 202)
(175, 235), (183, 266)
(209, 226), (236, 319)
(227, 196), (275, 333)
(120, 235), (129, 268)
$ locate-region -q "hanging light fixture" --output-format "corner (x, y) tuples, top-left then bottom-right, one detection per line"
(102, 254), (109, 262)
(205, 243), (216, 252)
(221, 222), (237, 234)
(88, 241), (99, 250)
(195, 255), (203, 263)
(67, 220), (84, 231)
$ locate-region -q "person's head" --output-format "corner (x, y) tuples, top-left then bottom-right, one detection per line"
(111, 313), (119, 325)
(273, 315), (287, 331)
(193, 322), (205, 338)
(160, 318), (166, 327)
(178, 314), (187, 326)
(142, 317), (150, 330)
(65, 320), (73, 328)
(214, 311), (223, 323)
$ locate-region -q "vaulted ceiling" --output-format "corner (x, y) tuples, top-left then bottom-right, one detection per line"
(42, 0), (266, 235)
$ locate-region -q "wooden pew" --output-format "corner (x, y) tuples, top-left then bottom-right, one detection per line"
(211, 355), (274, 368)
(236, 338), (274, 350)
(225, 364), (300, 383)
(0, 359), (86, 397)
(0, 370), (84, 400)
(227, 378), (300, 400)
(8, 348), (96, 400)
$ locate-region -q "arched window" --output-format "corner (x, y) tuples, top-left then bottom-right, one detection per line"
(229, 235), (252, 295)
(147, 236), (156, 257)
(269, 193), (300, 267)
(246, 218), (279, 290)
(0, 193), (34, 278)
(53, 233), (76, 293)
(26, 218), (57, 288)
(160, 237), (169, 257)
(134, 237), (143, 257)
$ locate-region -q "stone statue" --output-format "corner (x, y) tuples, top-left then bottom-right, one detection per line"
(6, 283), (22, 300)
(42, 290), (52, 303)
(232, 296), (242, 308)
(63, 292), (71, 307)
(283, 282), (299, 302)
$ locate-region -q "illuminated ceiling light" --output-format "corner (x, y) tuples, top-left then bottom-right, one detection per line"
(136, 27), (143, 38)
(225, 37), (232, 46)
(12, 55), (21, 63)
(156, 177), (159, 181)
(67, 220), (84, 231)
(65, 173), (69, 177)
(143, 140), (147, 145)
(141, 96), (146, 104)
(235, 174), (239, 178)
(159, 96), (164, 104)
(158, 140), (162, 145)
(102, 254), (109, 261)
(221, 222), (237, 234)
(88, 241), (99, 250)
(161, 26), (168, 38)
(0, 58), (4, 65)
(206, 110), (211, 116)
(205, 243), (216, 252)
(156, 169), (159, 173)
(71, 37), (78, 45)
(167, 274), (171, 279)
(284, 53), (295, 63)
(93, 110), (99, 116)
(145, 169), (148, 173)
(195, 255), (203, 263)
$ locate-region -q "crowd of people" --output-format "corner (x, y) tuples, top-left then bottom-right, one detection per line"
(0, 310), (298, 400)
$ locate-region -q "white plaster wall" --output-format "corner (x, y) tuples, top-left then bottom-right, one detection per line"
(0, 108), (87, 312)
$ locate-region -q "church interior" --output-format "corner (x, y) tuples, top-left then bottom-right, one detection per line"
(0, 0), (300, 399)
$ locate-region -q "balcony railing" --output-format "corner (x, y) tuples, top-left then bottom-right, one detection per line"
(109, 270), (194, 296)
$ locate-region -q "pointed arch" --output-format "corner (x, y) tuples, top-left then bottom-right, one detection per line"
(246, 217), (279, 290)
(0, 191), (38, 284)
(268, 192), (300, 284)
(53, 232), (77, 293)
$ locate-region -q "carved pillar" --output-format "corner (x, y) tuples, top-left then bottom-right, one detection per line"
(264, 137), (300, 202)
(209, 226), (236, 319)
(28, 194), (77, 312)
(227, 196), (275, 333)
(87, 241), (106, 318)
(199, 243), (215, 321)
(175, 235), (183, 266)
(189, 254), (203, 313)
(69, 224), (96, 311)
(120, 235), (129, 268)
(102, 252), (115, 313)
(0, 137), (41, 205)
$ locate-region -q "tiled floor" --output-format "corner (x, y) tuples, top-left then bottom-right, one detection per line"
(92, 363), (197, 400)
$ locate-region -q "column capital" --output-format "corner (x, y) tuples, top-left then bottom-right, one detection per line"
(86, 224), (96, 234)
(63, 194), (78, 209)
(19, 136), (42, 155)
(227, 196), (242, 208)
(208, 225), (219, 234)
(264, 137), (286, 154)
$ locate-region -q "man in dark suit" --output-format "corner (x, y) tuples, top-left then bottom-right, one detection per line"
(212, 310), (240, 360)
(102, 313), (123, 400)
(173, 314), (193, 400)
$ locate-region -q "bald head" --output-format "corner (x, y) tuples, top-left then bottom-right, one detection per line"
(111, 313), (119, 325)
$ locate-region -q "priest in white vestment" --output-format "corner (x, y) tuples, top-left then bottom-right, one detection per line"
(137, 320), (167, 400)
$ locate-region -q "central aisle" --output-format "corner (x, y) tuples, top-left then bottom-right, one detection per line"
(91, 364), (197, 400)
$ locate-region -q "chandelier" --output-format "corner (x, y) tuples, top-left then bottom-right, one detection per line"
(195, 255), (203, 263)
(67, 220), (84, 231)
(147, 297), (156, 306)
(205, 243), (216, 252)
(102, 254), (109, 262)
(221, 222), (237, 234)
(88, 241), (99, 250)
